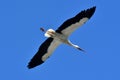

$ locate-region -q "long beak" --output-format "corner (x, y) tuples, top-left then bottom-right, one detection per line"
(40, 27), (45, 32)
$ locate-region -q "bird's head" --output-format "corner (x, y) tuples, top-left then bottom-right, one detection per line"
(44, 29), (55, 38)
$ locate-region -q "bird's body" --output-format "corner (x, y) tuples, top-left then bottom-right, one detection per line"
(27, 6), (96, 69)
(45, 29), (84, 51)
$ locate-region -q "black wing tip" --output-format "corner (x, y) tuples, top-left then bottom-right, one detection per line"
(27, 62), (35, 69)
(27, 64), (33, 69)
(27, 62), (36, 69)
(86, 6), (96, 19)
(92, 6), (96, 9)
(90, 6), (96, 12)
(27, 60), (44, 69)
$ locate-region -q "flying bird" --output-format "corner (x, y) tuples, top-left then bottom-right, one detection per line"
(27, 6), (96, 69)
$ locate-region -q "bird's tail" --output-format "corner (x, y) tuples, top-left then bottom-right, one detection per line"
(74, 45), (85, 52)
(67, 40), (86, 52)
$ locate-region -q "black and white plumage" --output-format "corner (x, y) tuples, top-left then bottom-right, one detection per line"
(27, 6), (96, 69)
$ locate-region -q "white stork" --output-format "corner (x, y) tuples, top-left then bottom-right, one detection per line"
(27, 6), (96, 69)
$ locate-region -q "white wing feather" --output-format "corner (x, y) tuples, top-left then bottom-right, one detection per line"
(61, 18), (88, 36)
(42, 39), (61, 61)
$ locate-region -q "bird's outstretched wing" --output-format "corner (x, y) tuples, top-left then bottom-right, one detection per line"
(56, 6), (96, 36)
(27, 38), (61, 69)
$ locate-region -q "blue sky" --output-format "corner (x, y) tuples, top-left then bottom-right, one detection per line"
(0, 0), (120, 80)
